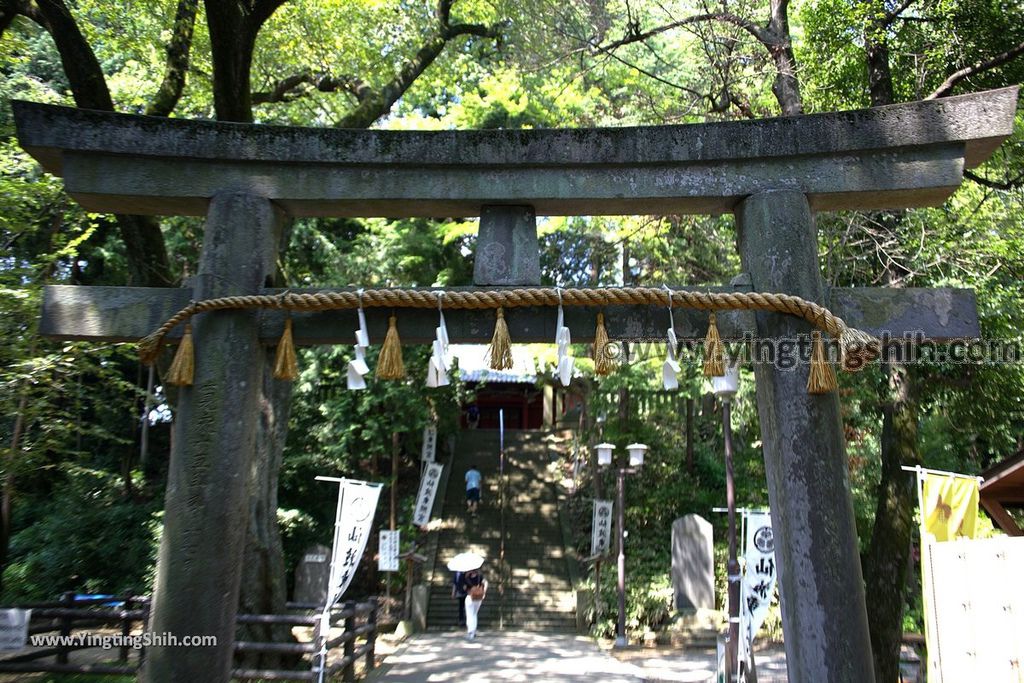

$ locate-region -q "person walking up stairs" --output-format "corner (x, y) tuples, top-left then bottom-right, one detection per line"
(426, 429), (577, 632)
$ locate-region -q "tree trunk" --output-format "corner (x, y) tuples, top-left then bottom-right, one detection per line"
(859, 18), (921, 680)
(766, 0), (803, 115)
(146, 0), (200, 118)
(33, 0), (113, 110)
(24, 0), (174, 287)
(864, 362), (920, 683)
(238, 349), (295, 669)
(204, 1), (258, 123)
(866, 40), (895, 107)
(200, 3), (295, 644)
(117, 213), (174, 287)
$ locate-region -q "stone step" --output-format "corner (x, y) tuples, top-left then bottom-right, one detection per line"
(428, 589), (574, 605)
(427, 429), (576, 632)
(428, 619), (578, 630)
(428, 604), (575, 619)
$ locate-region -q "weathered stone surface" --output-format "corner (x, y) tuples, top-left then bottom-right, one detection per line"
(736, 191), (875, 683)
(473, 206), (541, 286)
(11, 87), (1017, 216)
(39, 283), (981, 344)
(671, 515), (715, 610)
(141, 192), (284, 683)
(293, 544), (331, 605)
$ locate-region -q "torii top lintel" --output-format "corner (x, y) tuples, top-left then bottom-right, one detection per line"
(10, 86), (1018, 218)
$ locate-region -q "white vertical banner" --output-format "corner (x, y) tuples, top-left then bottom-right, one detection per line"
(413, 462), (444, 526)
(314, 477), (382, 683)
(591, 500), (614, 556)
(326, 479), (383, 605)
(737, 512), (777, 673)
(378, 530), (400, 572)
(421, 425), (437, 463)
(927, 536), (1024, 681)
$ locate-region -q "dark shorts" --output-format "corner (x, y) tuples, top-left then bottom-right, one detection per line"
(466, 487), (480, 502)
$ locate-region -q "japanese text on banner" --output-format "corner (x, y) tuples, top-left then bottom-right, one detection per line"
(592, 500), (613, 556)
(738, 511), (777, 669)
(421, 426), (437, 463)
(327, 480), (382, 605)
(413, 463), (444, 526)
(378, 530), (400, 572)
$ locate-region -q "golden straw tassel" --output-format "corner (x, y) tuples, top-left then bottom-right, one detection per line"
(273, 318), (299, 381)
(165, 323), (195, 386)
(702, 312), (725, 378)
(376, 315), (406, 380)
(486, 307), (514, 370)
(593, 312), (614, 376)
(807, 330), (838, 394)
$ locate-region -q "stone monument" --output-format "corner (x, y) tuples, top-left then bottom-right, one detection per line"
(293, 543), (330, 605)
(672, 514), (715, 610)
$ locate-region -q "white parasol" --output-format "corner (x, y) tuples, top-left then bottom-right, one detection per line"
(446, 552), (485, 572)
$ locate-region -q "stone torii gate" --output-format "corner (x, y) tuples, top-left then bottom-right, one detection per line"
(12, 86), (1018, 683)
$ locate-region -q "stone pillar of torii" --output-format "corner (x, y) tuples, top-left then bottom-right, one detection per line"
(12, 85), (1018, 682)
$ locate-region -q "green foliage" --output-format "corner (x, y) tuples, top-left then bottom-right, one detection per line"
(3, 466), (160, 602)
(568, 366), (779, 637)
(2, 0), (1023, 652)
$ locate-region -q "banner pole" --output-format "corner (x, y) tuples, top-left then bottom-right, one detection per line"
(315, 479), (345, 683)
(900, 464), (983, 482)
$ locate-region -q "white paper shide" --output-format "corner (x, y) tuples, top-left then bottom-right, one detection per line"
(348, 300), (371, 390)
(555, 291), (573, 386)
(426, 296), (451, 387)
(662, 288), (680, 390)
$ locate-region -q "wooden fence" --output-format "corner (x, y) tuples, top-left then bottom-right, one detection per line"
(0, 593), (378, 681)
(593, 390), (688, 419)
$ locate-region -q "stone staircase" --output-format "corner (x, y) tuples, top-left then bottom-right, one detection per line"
(426, 429), (577, 632)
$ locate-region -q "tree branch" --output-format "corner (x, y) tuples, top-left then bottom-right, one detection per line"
(882, 0), (916, 28)
(437, 0), (452, 29)
(0, 0), (22, 37)
(593, 12), (772, 54)
(145, 0), (199, 117)
(250, 0), (288, 31)
(729, 92), (756, 119)
(926, 40), (1024, 99)
(964, 169), (1024, 191)
(578, 5), (802, 115)
(252, 72), (371, 104)
(19, 0), (174, 285)
(589, 41), (708, 102)
(334, 2), (502, 129)
(445, 21), (500, 39)
(30, 0), (114, 110)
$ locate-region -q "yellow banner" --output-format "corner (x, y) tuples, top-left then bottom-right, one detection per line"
(920, 471), (980, 683)
(922, 473), (979, 542)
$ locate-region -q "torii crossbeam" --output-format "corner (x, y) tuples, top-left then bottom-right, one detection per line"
(12, 85), (1018, 683)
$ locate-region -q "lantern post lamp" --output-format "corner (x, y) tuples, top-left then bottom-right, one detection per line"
(595, 440), (647, 647)
(712, 363), (741, 682)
